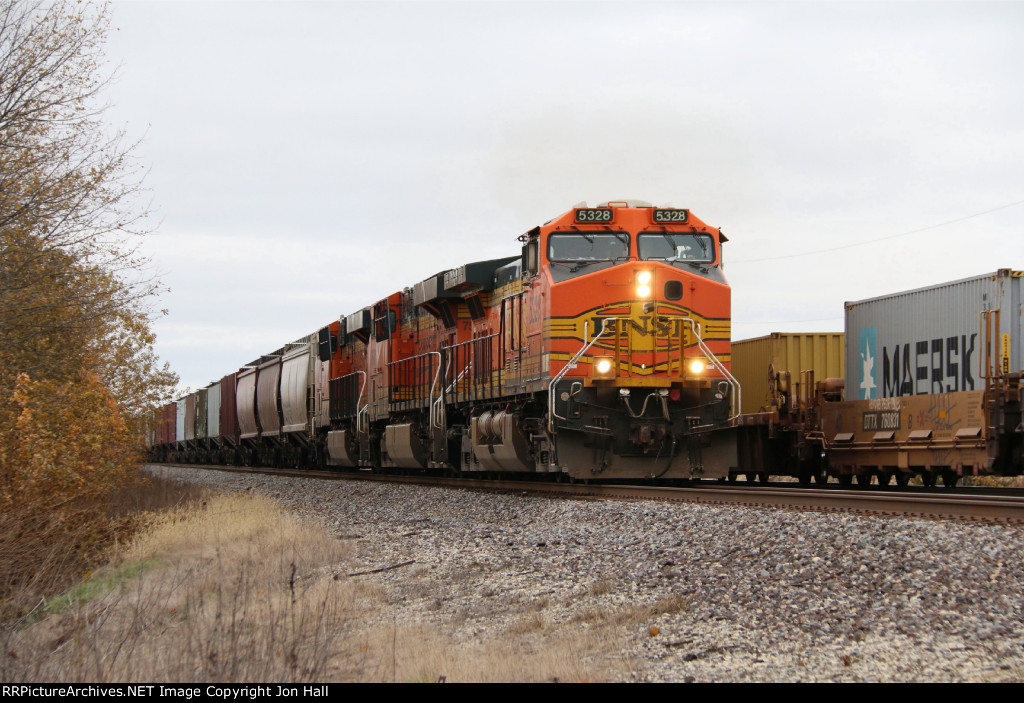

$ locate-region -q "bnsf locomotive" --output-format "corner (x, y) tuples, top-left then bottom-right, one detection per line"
(151, 200), (738, 480)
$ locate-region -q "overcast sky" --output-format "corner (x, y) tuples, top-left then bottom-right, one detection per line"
(102, 0), (1024, 394)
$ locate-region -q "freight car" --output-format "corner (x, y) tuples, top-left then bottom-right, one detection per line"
(152, 200), (738, 481)
(732, 270), (1023, 486)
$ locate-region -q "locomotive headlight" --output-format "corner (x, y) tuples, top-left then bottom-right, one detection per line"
(594, 357), (614, 377)
(688, 358), (706, 375)
(635, 270), (653, 298)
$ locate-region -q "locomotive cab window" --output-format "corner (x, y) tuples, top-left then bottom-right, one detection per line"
(548, 232), (629, 262)
(547, 232), (630, 282)
(638, 233), (715, 265)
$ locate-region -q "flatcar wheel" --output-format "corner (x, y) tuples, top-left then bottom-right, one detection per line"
(838, 474), (853, 488)
(877, 471), (892, 487)
(745, 473), (757, 483)
(855, 473), (872, 487)
(727, 473), (738, 484)
(895, 471), (911, 488)
(921, 471), (936, 488)
(941, 469), (960, 488)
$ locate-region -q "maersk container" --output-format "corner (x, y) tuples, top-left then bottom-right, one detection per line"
(731, 332), (845, 414)
(845, 269), (1022, 400)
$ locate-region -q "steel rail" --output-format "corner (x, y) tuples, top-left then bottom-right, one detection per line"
(147, 464), (1024, 525)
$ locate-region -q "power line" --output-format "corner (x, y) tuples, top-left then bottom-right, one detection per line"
(731, 197), (1024, 264)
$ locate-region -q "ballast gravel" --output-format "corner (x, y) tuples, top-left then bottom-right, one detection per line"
(146, 466), (1024, 682)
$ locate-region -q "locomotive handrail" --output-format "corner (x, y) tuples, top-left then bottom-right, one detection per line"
(546, 316), (740, 430)
(678, 316), (741, 420)
(339, 370), (368, 435)
(547, 318), (618, 433)
(386, 351), (441, 412)
(441, 333), (499, 407)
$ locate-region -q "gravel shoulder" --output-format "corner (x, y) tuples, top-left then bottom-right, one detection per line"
(146, 466), (1024, 682)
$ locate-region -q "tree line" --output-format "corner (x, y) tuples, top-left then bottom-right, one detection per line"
(0, 0), (178, 614)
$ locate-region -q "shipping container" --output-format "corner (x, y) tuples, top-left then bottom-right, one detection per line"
(731, 332), (845, 414)
(845, 269), (1022, 400)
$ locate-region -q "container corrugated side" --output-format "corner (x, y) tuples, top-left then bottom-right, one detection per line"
(845, 269), (1022, 400)
(731, 333), (845, 414)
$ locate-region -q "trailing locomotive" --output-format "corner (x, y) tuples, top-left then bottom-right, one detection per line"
(151, 200), (738, 480)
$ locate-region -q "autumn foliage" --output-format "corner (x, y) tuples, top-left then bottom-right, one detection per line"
(0, 0), (177, 616)
(1, 371), (135, 506)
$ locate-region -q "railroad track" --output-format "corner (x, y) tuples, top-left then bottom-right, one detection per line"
(148, 464), (1024, 525)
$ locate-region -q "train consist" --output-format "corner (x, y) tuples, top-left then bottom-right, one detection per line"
(150, 200), (738, 480)
(148, 202), (1023, 486)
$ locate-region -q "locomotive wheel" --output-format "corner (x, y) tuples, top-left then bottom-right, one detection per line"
(877, 471), (892, 487)
(838, 474), (853, 488)
(814, 470), (829, 485)
(855, 473), (872, 487)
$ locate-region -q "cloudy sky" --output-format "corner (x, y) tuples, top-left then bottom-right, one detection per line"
(102, 0), (1024, 393)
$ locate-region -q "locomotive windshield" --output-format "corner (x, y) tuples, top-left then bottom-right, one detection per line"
(548, 232), (629, 262)
(638, 233), (715, 265)
(547, 232), (630, 282)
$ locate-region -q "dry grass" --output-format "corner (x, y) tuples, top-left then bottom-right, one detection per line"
(0, 473), (209, 620)
(355, 623), (612, 683)
(1, 489), (622, 683)
(1, 492), (355, 682)
(961, 475), (1024, 488)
